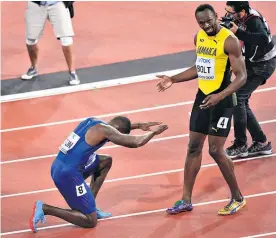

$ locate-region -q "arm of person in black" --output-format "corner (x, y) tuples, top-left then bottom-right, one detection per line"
(234, 17), (270, 45)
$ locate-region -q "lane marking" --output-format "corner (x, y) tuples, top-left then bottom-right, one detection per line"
(1, 153), (276, 199)
(0, 101), (193, 133)
(2, 118), (276, 165)
(1, 85), (276, 133)
(0, 68), (187, 103)
(1, 190), (276, 236)
(240, 232), (276, 238)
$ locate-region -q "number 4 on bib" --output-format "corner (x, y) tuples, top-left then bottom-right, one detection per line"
(217, 117), (229, 129)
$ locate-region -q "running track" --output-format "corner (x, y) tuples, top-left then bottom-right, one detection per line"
(2, 74), (276, 238)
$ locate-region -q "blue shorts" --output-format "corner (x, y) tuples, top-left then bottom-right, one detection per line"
(51, 154), (100, 214)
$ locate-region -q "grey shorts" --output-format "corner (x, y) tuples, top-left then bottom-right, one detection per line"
(25, 1), (74, 40)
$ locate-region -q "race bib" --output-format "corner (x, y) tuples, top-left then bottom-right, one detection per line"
(196, 57), (215, 80)
(59, 132), (80, 154)
(76, 183), (87, 197)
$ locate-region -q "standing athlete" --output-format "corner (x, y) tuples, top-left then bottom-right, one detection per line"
(156, 4), (247, 215)
(29, 116), (168, 232)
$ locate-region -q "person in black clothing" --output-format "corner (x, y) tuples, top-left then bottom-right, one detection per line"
(224, 1), (276, 159)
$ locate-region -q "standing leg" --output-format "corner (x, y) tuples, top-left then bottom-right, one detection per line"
(181, 131), (207, 203)
(246, 59), (276, 156)
(246, 97), (273, 155)
(167, 91), (209, 215)
(48, 2), (80, 85)
(210, 102), (245, 215)
(226, 88), (250, 159)
(245, 98), (267, 144)
(22, 2), (47, 80)
(226, 67), (265, 158)
(208, 135), (245, 215)
(166, 131), (207, 214)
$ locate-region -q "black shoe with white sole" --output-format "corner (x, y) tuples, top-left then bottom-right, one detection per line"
(248, 141), (273, 156)
(226, 142), (249, 159)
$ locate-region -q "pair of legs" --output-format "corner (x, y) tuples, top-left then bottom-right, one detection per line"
(23, 2), (79, 84)
(167, 89), (245, 215)
(181, 131), (242, 204)
(227, 57), (276, 158)
(30, 155), (112, 232)
(26, 42), (75, 72)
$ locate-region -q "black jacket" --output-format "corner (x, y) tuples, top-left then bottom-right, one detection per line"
(235, 8), (276, 62)
(32, 1), (75, 18)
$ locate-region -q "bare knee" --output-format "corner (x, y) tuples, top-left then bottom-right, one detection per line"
(102, 156), (112, 172)
(85, 213), (98, 228)
(209, 145), (224, 161)
(98, 155), (113, 171)
(187, 141), (203, 157)
(105, 156), (112, 169)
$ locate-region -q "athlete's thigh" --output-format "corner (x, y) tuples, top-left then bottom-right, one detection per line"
(190, 91), (210, 135)
(54, 169), (96, 214)
(188, 131), (207, 151)
(209, 97), (233, 138)
(82, 153), (100, 180)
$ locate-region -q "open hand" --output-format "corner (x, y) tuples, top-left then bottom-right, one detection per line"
(152, 125), (168, 135)
(139, 122), (162, 131)
(156, 75), (173, 92)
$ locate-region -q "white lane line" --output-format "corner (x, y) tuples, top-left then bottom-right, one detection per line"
(1, 85), (276, 133)
(1, 118), (276, 165)
(0, 133), (189, 165)
(0, 68), (188, 103)
(1, 190), (276, 236)
(1, 153), (275, 199)
(0, 101), (194, 133)
(240, 232), (276, 238)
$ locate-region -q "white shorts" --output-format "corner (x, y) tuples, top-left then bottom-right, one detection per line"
(25, 1), (74, 40)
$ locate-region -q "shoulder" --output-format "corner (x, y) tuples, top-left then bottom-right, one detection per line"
(93, 123), (119, 136)
(86, 123), (106, 135)
(224, 34), (241, 56)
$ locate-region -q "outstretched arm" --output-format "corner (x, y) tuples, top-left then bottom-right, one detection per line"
(131, 122), (162, 131)
(156, 34), (199, 92)
(99, 124), (168, 148)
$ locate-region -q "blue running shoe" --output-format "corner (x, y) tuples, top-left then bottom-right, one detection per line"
(96, 207), (112, 219)
(166, 200), (193, 215)
(29, 201), (46, 233)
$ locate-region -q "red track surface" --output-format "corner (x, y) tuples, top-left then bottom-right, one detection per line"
(2, 2), (276, 238)
(2, 75), (276, 237)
